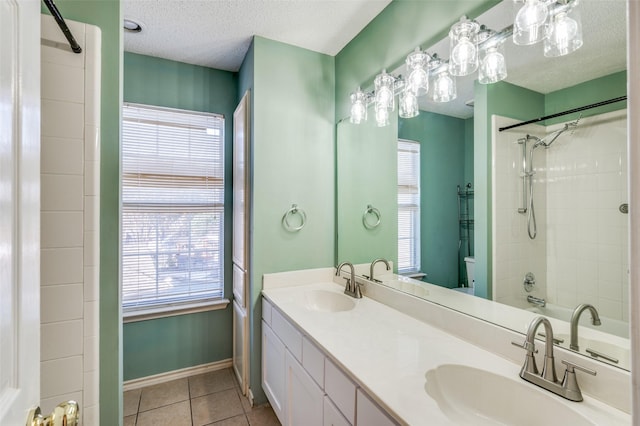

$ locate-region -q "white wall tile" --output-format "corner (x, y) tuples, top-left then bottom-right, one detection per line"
(41, 248), (84, 285)
(41, 284), (84, 323)
(84, 335), (99, 372)
(83, 231), (98, 267)
(84, 161), (100, 196)
(84, 300), (99, 338)
(82, 404), (98, 426)
(41, 174), (84, 212)
(41, 137), (83, 175)
(41, 62), (84, 104)
(41, 99), (84, 139)
(41, 320), (83, 361)
(83, 370), (99, 407)
(84, 196), (98, 232)
(84, 266), (99, 302)
(41, 356), (84, 398)
(41, 212), (84, 248)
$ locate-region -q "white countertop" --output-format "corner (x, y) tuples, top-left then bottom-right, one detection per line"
(262, 279), (630, 425)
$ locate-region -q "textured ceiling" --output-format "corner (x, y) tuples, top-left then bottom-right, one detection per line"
(123, 0), (392, 72)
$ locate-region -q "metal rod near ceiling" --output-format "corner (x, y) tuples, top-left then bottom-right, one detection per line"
(42, 0), (82, 54)
(498, 96), (628, 132)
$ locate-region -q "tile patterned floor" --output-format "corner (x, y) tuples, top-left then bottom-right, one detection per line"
(123, 368), (280, 426)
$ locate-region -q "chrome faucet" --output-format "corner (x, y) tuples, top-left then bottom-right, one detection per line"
(368, 258), (390, 283)
(570, 303), (601, 351)
(513, 316), (596, 401)
(335, 261), (362, 298)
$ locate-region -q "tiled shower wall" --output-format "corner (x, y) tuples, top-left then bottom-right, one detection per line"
(492, 116), (548, 307)
(40, 16), (101, 424)
(493, 110), (629, 321)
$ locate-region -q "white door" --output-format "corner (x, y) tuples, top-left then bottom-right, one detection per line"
(0, 0), (42, 424)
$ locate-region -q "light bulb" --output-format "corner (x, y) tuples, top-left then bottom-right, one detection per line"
(432, 71), (456, 103)
(408, 68), (429, 95)
(399, 90), (419, 119)
(479, 47), (507, 84)
(375, 107), (390, 127)
(544, 10), (582, 57)
(513, 0), (548, 45)
(349, 89), (367, 124)
(374, 70), (395, 111)
(452, 38), (475, 66)
(449, 17), (479, 76)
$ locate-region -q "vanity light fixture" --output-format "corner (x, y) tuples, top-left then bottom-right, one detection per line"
(449, 16), (480, 77)
(346, 0), (583, 125)
(544, 0), (583, 57)
(513, 0), (549, 45)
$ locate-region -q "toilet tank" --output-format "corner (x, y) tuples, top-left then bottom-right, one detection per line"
(464, 256), (475, 288)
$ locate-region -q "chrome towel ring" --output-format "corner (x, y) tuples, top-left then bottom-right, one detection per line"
(282, 204), (307, 232)
(362, 204), (381, 229)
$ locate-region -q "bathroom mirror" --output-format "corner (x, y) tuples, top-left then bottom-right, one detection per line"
(336, 0), (629, 370)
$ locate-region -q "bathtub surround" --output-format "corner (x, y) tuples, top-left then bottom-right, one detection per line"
(40, 15), (101, 424)
(493, 109), (629, 323)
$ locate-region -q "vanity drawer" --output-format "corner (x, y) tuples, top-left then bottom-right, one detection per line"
(325, 359), (356, 424)
(356, 388), (397, 426)
(324, 396), (350, 426)
(303, 336), (325, 388)
(271, 308), (303, 361)
(262, 298), (273, 326)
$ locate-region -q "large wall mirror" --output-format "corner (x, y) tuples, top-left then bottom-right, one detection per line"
(336, 0), (629, 370)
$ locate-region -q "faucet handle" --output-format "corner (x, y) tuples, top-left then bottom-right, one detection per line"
(561, 359), (596, 376)
(511, 340), (537, 353)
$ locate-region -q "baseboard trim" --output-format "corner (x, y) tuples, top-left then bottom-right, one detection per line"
(123, 359), (233, 392)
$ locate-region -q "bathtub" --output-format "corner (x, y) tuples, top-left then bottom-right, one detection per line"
(526, 303), (629, 339)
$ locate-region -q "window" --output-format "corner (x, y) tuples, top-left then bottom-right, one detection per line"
(397, 139), (421, 273)
(122, 103), (225, 315)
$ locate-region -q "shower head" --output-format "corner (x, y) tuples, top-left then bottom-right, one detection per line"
(537, 117), (581, 148)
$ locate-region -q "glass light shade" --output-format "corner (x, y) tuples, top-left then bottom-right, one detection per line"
(375, 107), (390, 127)
(405, 48), (430, 95)
(479, 45), (507, 84)
(349, 89), (367, 124)
(513, 0), (549, 45)
(399, 89), (419, 119)
(544, 8), (583, 57)
(431, 69), (456, 103)
(449, 18), (480, 76)
(374, 70), (395, 112)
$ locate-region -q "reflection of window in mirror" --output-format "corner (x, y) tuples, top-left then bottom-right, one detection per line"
(397, 139), (421, 274)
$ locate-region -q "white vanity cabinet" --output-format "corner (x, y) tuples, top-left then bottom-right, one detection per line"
(262, 297), (398, 426)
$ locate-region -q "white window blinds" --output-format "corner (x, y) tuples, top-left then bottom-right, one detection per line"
(122, 103), (225, 312)
(398, 139), (421, 273)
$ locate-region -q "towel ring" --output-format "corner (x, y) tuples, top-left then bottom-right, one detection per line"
(362, 204), (381, 229)
(282, 204), (307, 232)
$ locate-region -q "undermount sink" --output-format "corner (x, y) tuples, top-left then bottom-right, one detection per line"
(303, 289), (355, 312)
(425, 364), (594, 425)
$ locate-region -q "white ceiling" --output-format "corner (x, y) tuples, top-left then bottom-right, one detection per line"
(123, 0), (392, 72)
(122, 0), (627, 119)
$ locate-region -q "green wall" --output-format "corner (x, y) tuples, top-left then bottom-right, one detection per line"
(122, 53), (237, 380)
(399, 112), (466, 287)
(545, 71), (627, 124)
(43, 1), (122, 423)
(250, 37), (336, 403)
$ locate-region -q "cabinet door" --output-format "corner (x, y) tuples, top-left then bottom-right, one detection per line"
(262, 321), (286, 424)
(356, 389), (397, 426)
(324, 396), (350, 426)
(285, 351), (323, 426)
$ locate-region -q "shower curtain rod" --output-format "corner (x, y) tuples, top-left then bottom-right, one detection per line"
(42, 0), (82, 54)
(498, 95), (627, 132)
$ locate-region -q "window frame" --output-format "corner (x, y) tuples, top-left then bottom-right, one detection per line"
(397, 138), (421, 275)
(121, 102), (229, 321)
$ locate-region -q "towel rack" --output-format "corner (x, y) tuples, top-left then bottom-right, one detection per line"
(282, 204), (306, 232)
